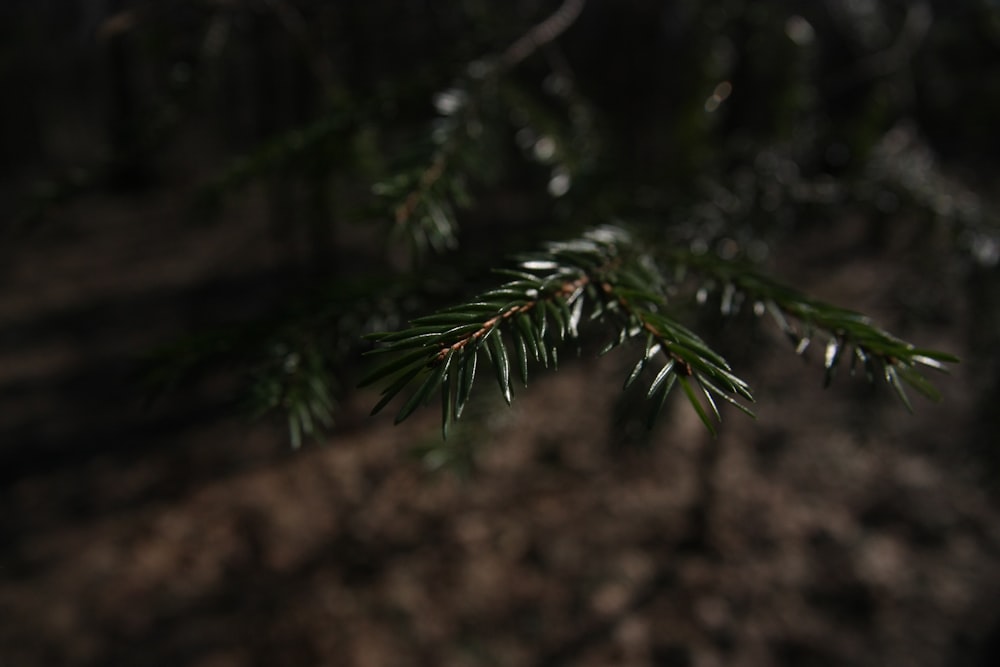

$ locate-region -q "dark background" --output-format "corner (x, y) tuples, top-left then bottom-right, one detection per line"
(2, 1), (1000, 665)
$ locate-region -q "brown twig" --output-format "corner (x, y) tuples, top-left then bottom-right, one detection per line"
(500, 0), (588, 70)
(434, 274), (590, 362)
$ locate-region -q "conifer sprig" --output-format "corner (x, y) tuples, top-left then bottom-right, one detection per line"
(361, 229), (599, 437)
(361, 226), (753, 436)
(594, 254), (755, 434)
(377, 0), (593, 259)
(374, 85), (482, 258)
(671, 250), (959, 409)
(363, 225), (956, 438)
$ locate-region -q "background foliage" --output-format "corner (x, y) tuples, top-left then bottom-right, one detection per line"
(9, 0), (987, 446)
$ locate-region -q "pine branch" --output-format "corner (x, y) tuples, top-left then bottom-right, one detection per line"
(363, 225), (957, 439)
(144, 325), (338, 449)
(142, 279), (406, 447)
(361, 231), (597, 438)
(361, 226), (753, 437)
(377, 1), (595, 259)
(249, 341), (336, 450)
(595, 257), (756, 434)
(671, 250), (959, 410)
(372, 86), (480, 258)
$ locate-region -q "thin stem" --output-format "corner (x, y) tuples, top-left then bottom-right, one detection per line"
(500, 0), (587, 69)
(434, 274), (589, 362)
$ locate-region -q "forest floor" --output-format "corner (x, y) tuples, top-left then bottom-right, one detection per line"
(1, 175), (1000, 667)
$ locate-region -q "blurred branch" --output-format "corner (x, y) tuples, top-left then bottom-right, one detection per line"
(500, 0), (587, 69)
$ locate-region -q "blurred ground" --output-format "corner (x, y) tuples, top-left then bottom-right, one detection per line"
(1, 176), (999, 667)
